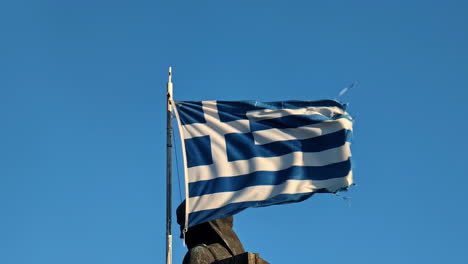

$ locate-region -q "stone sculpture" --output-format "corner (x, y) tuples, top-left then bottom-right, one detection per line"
(176, 201), (245, 264)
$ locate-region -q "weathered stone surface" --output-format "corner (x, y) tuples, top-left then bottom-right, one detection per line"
(213, 253), (269, 264)
(177, 201), (246, 264)
(176, 201), (269, 263)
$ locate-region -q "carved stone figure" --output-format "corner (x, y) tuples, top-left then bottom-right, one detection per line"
(176, 201), (245, 264)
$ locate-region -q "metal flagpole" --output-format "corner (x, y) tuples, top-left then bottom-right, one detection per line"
(166, 67), (173, 264)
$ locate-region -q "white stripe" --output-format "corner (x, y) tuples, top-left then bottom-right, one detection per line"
(189, 171), (353, 213)
(247, 106), (346, 121)
(181, 119), (250, 139)
(252, 118), (352, 145)
(187, 142), (351, 182)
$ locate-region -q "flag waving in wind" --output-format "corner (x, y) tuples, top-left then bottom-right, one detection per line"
(173, 100), (353, 228)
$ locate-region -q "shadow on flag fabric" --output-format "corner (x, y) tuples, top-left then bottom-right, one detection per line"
(173, 100), (353, 228)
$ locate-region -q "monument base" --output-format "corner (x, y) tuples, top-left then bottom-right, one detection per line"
(214, 252), (269, 264)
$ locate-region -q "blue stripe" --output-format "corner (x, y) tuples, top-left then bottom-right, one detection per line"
(188, 189), (347, 226)
(225, 129), (352, 162)
(189, 159), (351, 197)
(175, 100), (347, 124)
(216, 101), (259, 122)
(216, 100), (346, 122)
(250, 115), (351, 132)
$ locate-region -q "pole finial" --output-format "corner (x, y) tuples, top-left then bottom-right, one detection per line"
(168, 66), (172, 83)
(167, 66), (173, 109)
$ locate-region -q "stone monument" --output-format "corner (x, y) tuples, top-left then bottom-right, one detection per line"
(176, 202), (269, 264)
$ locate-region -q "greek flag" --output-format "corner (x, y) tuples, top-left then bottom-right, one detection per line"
(173, 100), (353, 227)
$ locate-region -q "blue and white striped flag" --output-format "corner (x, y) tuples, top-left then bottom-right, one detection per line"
(173, 100), (353, 228)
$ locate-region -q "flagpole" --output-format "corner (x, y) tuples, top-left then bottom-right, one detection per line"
(166, 66), (173, 264)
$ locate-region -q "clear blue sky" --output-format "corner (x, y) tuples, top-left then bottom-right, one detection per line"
(1, 0), (467, 263)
